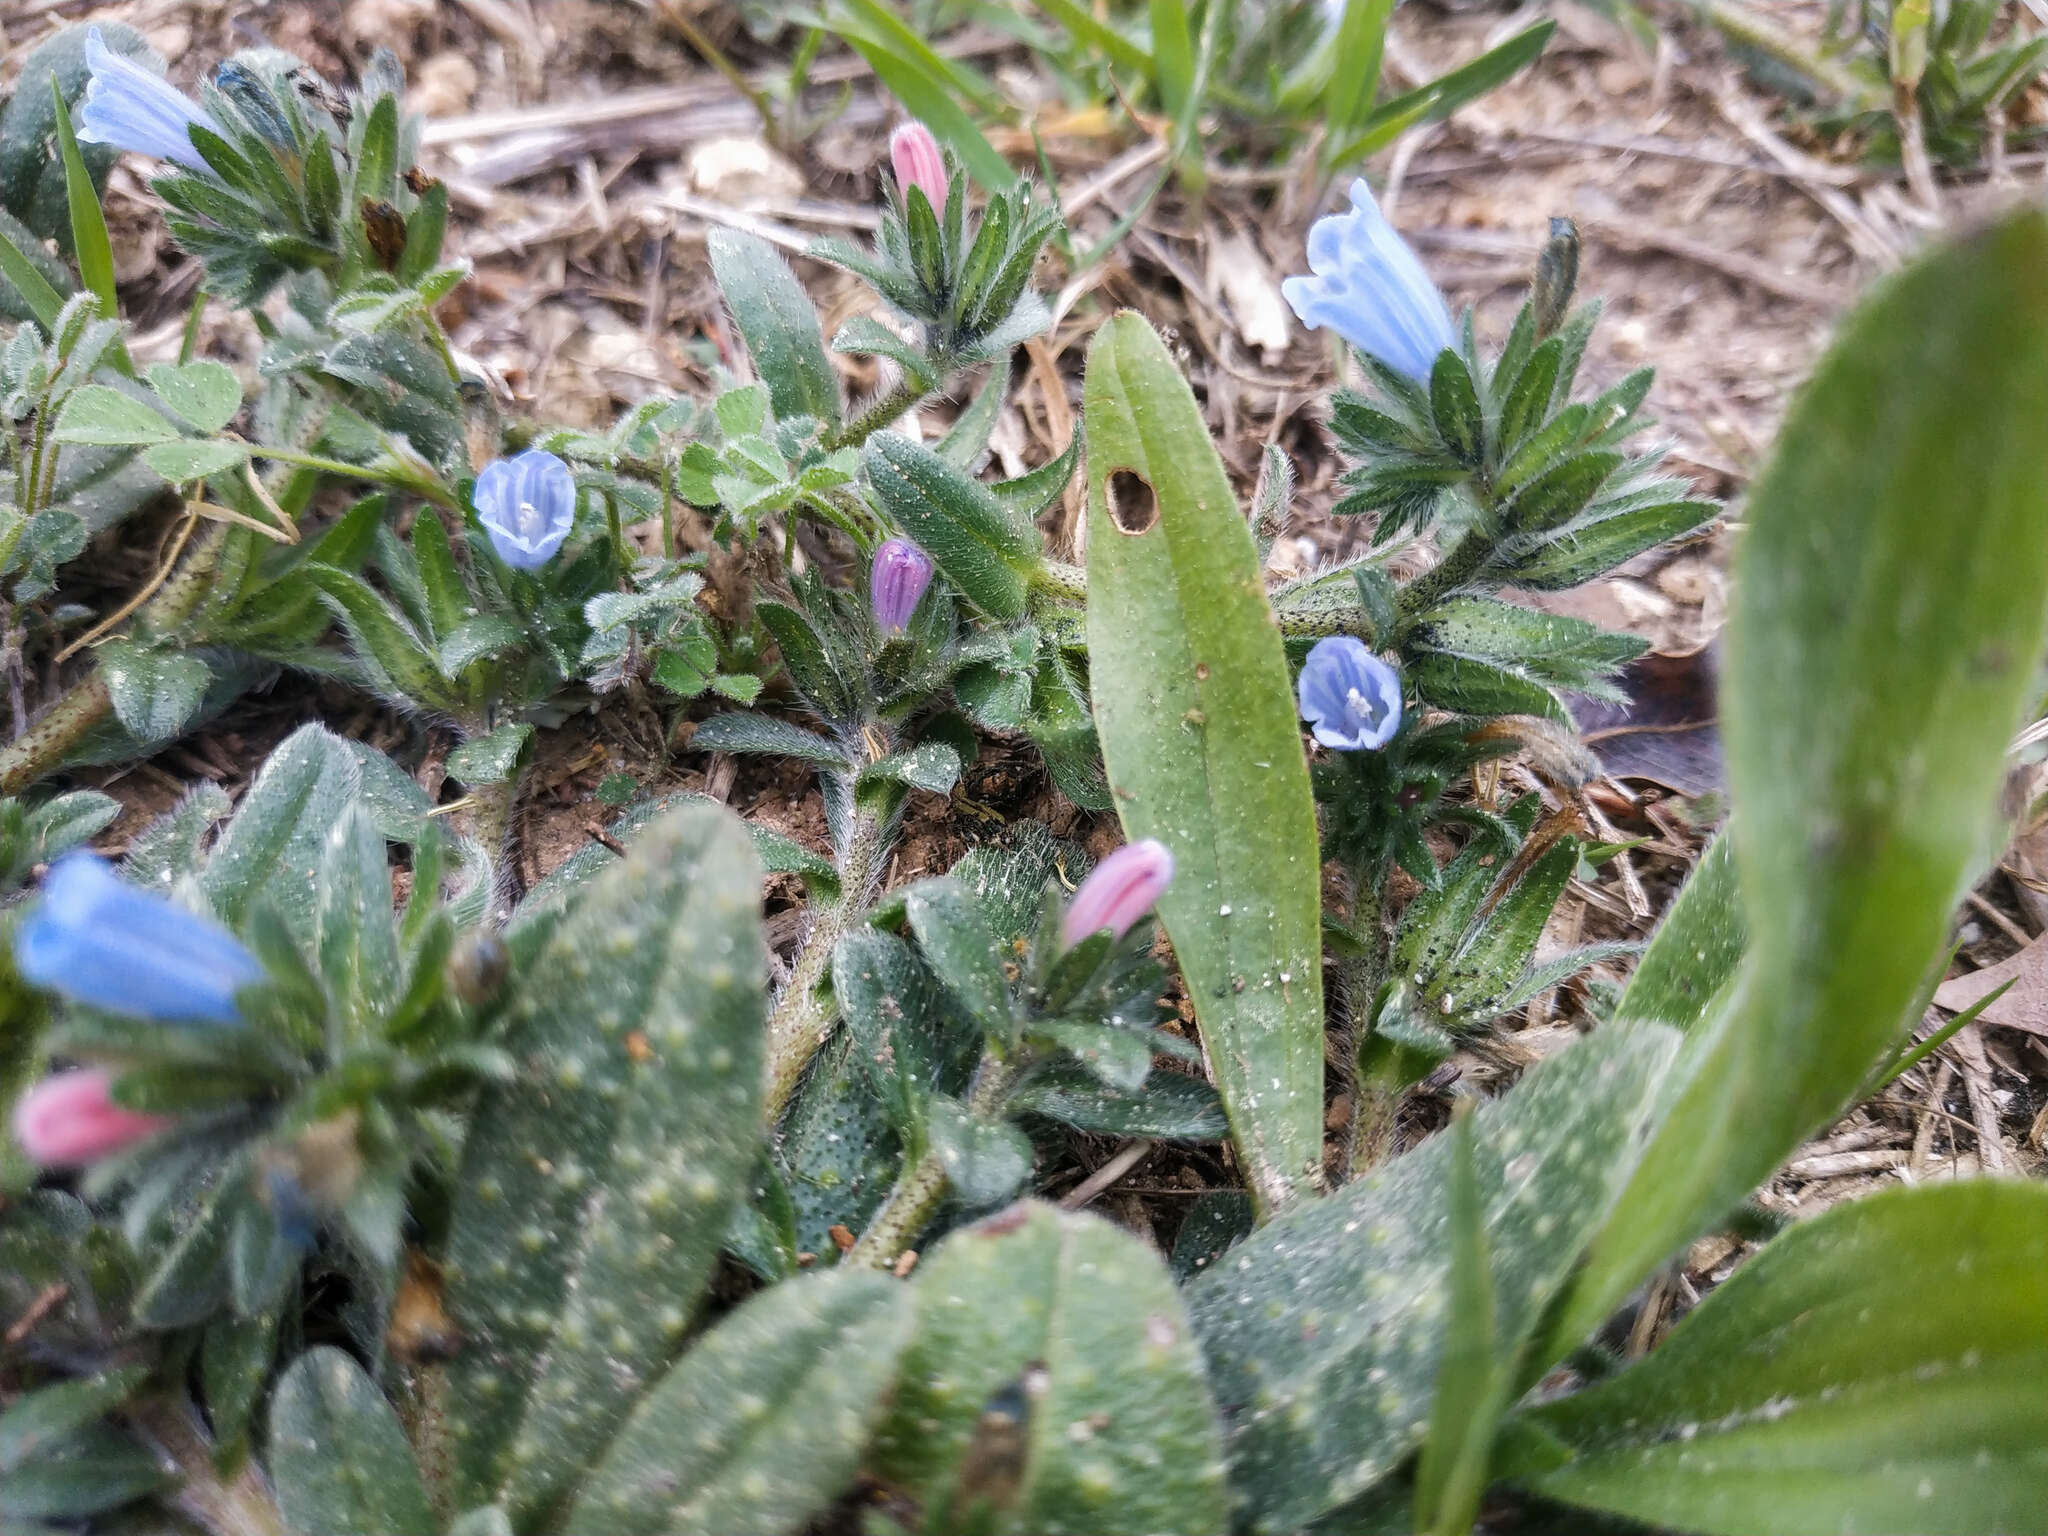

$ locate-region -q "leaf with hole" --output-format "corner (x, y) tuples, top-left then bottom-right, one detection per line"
(1082, 311), (1325, 1215)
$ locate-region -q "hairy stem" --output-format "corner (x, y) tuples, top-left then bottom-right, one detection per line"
(1392, 524), (1498, 637)
(848, 1054), (1016, 1268)
(131, 1397), (285, 1536)
(763, 805), (890, 1123)
(0, 521), (228, 793)
(0, 669), (111, 794)
(1333, 878), (1391, 1182)
(823, 371), (939, 453)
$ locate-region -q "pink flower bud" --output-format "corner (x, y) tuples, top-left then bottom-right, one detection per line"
(890, 121), (947, 210)
(1062, 839), (1175, 947)
(11, 1068), (170, 1167)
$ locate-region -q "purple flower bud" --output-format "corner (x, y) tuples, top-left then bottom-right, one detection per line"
(1062, 839), (1175, 947)
(1298, 636), (1403, 752)
(74, 27), (222, 175)
(1283, 178), (1454, 384)
(890, 122), (948, 209)
(11, 1068), (170, 1168)
(871, 537), (934, 634)
(474, 449), (577, 569)
(14, 853), (263, 1025)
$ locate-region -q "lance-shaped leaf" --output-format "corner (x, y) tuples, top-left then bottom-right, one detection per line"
(202, 724), (363, 940)
(709, 228), (840, 427)
(270, 1347), (434, 1536)
(1186, 1026), (1675, 1534)
(1506, 1180), (2048, 1536)
(441, 802), (765, 1524)
(1544, 207), (2048, 1357)
(865, 431), (1041, 621)
(565, 1271), (914, 1536)
(871, 1200), (1229, 1535)
(1081, 311), (1325, 1214)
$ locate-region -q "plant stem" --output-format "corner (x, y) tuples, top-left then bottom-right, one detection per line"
(130, 1397), (285, 1536)
(0, 521), (228, 794)
(847, 1054), (1016, 1269)
(1033, 559), (1088, 604)
(0, 668), (110, 794)
(823, 372), (938, 453)
(763, 805), (890, 1123)
(1391, 525), (1497, 637)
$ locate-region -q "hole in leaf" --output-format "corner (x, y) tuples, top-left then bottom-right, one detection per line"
(1106, 469), (1158, 535)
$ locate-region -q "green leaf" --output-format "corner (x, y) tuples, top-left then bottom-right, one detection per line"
(99, 640), (209, 745)
(1545, 208), (2048, 1358)
(833, 927), (950, 1137)
(690, 711), (848, 766)
(905, 877), (1012, 1030)
(142, 438), (248, 484)
(310, 565), (451, 709)
(872, 1201), (1229, 1535)
(926, 1097), (1033, 1205)
(146, 359), (242, 433)
(0, 217), (67, 329)
(314, 802), (400, 1044)
(1012, 1058), (1227, 1139)
(0, 1368), (147, 1473)
(1186, 1026), (1676, 1534)
(1149, 0), (1196, 124)
(270, 1347), (434, 1536)
(1510, 1181), (2048, 1536)
(1082, 311), (1325, 1214)
(865, 431), (1041, 621)
(51, 383), (180, 446)
(48, 87), (125, 376)
(0, 1424), (168, 1519)
(832, 313), (939, 394)
(1328, 21), (1555, 165)
(938, 354), (1010, 466)
(1607, 833), (1744, 1035)
(833, 18), (1014, 190)
(1411, 1107), (1509, 1536)
(858, 740), (963, 803)
(447, 721), (533, 786)
(708, 228), (840, 427)
(203, 724), (362, 938)
(442, 802), (765, 1524)
(1325, 0), (1395, 137)
(565, 1271), (914, 1535)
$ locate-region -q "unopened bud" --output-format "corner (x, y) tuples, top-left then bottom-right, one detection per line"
(889, 122), (947, 209)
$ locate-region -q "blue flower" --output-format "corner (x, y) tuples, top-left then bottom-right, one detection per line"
(14, 853), (263, 1025)
(474, 450), (577, 569)
(1283, 178), (1454, 384)
(74, 28), (222, 175)
(1298, 637), (1404, 751)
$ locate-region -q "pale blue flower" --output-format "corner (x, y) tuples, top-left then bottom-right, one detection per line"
(14, 853), (262, 1024)
(1298, 637), (1403, 751)
(74, 28), (221, 175)
(1283, 179), (1454, 384)
(474, 449), (577, 569)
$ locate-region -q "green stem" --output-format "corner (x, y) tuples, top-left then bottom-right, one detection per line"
(0, 668), (111, 794)
(1334, 876), (1393, 1182)
(847, 1053), (1016, 1268)
(0, 520), (229, 794)
(1033, 559), (1088, 604)
(823, 371), (941, 453)
(763, 804), (890, 1123)
(248, 443), (461, 512)
(1391, 525), (1498, 638)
